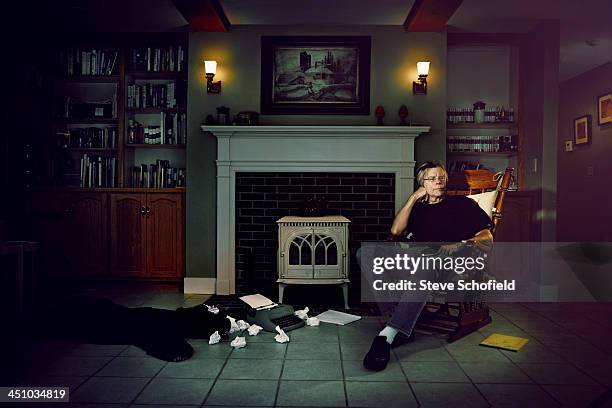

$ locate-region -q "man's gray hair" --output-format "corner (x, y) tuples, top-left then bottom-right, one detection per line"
(416, 161), (448, 186)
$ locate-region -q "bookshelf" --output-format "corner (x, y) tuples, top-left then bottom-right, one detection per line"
(48, 33), (188, 191)
(51, 45), (121, 188)
(446, 41), (521, 188)
(123, 39), (187, 189)
(35, 34), (188, 281)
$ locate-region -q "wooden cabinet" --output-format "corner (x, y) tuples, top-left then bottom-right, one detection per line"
(110, 192), (183, 278)
(147, 194), (184, 277)
(30, 190), (183, 280)
(66, 193), (108, 277)
(30, 192), (108, 277)
(110, 194), (147, 276)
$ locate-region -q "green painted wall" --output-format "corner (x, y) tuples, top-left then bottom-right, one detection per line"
(186, 26), (447, 278)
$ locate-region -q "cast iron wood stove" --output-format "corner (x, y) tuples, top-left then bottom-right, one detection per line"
(277, 216), (350, 308)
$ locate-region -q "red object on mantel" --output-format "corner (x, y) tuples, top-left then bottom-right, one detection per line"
(399, 105), (409, 125)
(375, 106), (385, 126)
(403, 0), (464, 32)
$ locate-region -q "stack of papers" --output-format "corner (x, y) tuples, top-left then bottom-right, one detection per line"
(239, 294), (278, 310)
(313, 310), (361, 325)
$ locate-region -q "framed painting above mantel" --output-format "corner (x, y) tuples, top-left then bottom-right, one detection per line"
(260, 36), (371, 115)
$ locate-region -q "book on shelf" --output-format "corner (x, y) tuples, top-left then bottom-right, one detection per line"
(58, 48), (118, 76)
(79, 154), (116, 188)
(126, 113), (186, 145)
(56, 127), (117, 149)
(130, 45), (186, 73)
(130, 160), (185, 188)
(447, 135), (518, 153)
(126, 82), (184, 109)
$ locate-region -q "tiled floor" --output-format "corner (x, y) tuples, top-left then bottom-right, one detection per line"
(7, 291), (612, 407)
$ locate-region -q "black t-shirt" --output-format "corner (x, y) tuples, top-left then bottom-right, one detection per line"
(406, 195), (492, 243)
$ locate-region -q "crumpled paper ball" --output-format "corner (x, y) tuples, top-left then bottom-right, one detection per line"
(237, 320), (250, 331)
(294, 307), (309, 320)
(306, 317), (320, 326)
(247, 324), (263, 336)
(205, 304), (219, 315)
(209, 330), (221, 345)
(274, 326), (290, 343)
(230, 336), (247, 348)
(227, 315), (240, 334)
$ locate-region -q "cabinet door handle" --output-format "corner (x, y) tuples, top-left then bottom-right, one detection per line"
(140, 206), (146, 216)
(145, 207), (151, 216)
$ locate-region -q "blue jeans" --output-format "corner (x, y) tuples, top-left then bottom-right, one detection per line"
(357, 246), (457, 336)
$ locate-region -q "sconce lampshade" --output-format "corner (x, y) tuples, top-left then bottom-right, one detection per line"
(204, 60), (217, 75)
(204, 60), (221, 93)
(417, 61), (430, 77)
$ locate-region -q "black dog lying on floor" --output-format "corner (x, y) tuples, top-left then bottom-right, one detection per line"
(20, 297), (230, 362)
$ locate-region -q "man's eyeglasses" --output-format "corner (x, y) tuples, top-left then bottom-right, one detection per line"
(423, 176), (447, 182)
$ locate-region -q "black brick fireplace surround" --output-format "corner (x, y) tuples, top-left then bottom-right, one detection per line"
(235, 172), (395, 295)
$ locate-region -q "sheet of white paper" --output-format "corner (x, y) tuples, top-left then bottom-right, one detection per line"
(294, 307), (309, 320)
(274, 325), (290, 343)
(306, 317), (320, 326)
(239, 294), (276, 309)
(256, 303), (278, 310)
(230, 336), (247, 348)
(247, 324), (263, 336)
(208, 331), (221, 345)
(313, 310), (361, 325)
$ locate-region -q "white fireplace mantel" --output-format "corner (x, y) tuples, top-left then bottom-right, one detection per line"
(200, 125), (430, 294)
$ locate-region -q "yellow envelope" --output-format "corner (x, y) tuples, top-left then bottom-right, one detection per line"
(479, 333), (529, 352)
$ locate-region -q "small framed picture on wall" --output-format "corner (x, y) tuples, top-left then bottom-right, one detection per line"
(598, 92), (612, 126)
(574, 115), (592, 145)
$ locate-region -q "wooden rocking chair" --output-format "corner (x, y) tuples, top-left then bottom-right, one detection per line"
(415, 167), (514, 342)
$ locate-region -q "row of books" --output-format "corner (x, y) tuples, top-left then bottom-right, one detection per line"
(447, 135), (518, 153)
(447, 106), (515, 123)
(447, 161), (488, 173)
(130, 161), (186, 188)
(57, 127), (118, 149)
(80, 154), (116, 188)
(57, 49), (118, 77)
(126, 82), (182, 109)
(57, 96), (117, 119)
(129, 46), (186, 72)
(126, 113), (186, 145)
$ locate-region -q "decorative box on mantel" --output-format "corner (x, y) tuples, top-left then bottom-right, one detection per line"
(277, 215), (350, 309)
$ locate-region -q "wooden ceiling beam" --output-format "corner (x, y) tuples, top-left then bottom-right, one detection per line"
(172, 0), (230, 32)
(404, 0), (463, 32)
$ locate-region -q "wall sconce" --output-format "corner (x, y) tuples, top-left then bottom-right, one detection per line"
(205, 60), (221, 93)
(413, 61), (430, 95)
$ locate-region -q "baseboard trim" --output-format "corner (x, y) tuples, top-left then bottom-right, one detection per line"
(184, 277), (217, 294)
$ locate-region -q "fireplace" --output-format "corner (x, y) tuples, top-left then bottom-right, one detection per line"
(199, 125), (430, 294)
(234, 171), (395, 297)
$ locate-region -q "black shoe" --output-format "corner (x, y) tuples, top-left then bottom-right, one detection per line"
(363, 336), (391, 371)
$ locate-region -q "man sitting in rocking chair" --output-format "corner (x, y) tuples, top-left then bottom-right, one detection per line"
(363, 161), (494, 371)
